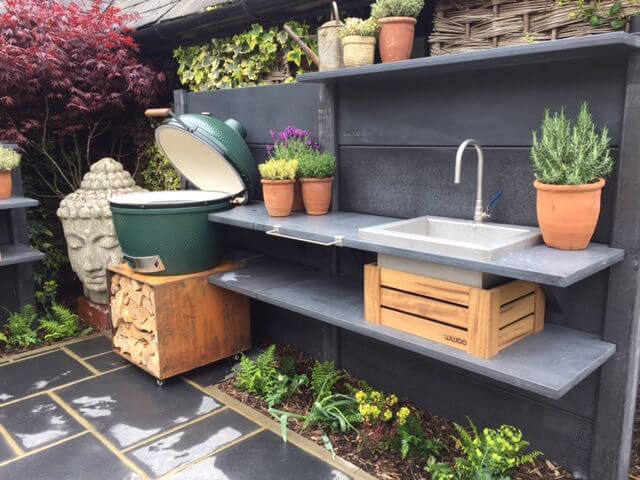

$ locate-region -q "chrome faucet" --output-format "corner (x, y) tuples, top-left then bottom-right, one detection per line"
(455, 139), (489, 223)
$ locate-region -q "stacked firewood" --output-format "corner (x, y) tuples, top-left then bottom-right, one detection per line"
(110, 274), (159, 375)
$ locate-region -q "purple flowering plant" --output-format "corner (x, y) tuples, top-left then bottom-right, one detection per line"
(266, 126), (320, 158)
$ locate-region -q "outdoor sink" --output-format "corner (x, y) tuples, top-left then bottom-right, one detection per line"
(359, 216), (542, 288)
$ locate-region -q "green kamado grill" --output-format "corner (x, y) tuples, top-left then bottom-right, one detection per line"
(109, 108), (259, 275)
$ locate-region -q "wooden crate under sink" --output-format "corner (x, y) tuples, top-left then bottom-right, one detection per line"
(364, 264), (545, 358)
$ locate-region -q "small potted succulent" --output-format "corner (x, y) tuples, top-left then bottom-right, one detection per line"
(299, 150), (337, 215)
(0, 145), (21, 199)
(371, 0), (425, 63)
(268, 127), (320, 211)
(338, 17), (379, 68)
(259, 158), (299, 217)
(531, 102), (614, 250)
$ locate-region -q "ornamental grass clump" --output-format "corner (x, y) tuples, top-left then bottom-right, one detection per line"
(338, 17), (379, 37)
(531, 102), (613, 250)
(531, 102), (613, 185)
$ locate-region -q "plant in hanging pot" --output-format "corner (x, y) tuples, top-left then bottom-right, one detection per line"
(259, 158), (299, 217)
(268, 127), (320, 211)
(299, 150), (337, 215)
(531, 102), (613, 250)
(338, 17), (379, 67)
(0, 146), (21, 200)
(371, 0), (424, 63)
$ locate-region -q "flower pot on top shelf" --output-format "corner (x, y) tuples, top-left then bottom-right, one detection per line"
(258, 158), (298, 217)
(0, 146), (21, 199)
(531, 102), (613, 250)
(371, 0), (424, 63)
(339, 18), (379, 68)
(299, 150), (337, 216)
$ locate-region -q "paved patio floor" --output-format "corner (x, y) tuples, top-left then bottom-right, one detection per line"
(0, 335), (370, 480)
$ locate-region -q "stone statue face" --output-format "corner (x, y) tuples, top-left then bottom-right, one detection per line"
(61, 217), (122, 304)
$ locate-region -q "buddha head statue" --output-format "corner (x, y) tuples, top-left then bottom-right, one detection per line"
(57, 158), (145, 304)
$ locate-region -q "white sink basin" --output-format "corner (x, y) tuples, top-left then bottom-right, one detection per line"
(359, 216), (542, 287)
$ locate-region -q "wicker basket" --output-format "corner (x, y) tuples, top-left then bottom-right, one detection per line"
(429, 0), (636, 56)
(342, 36), (376, 67)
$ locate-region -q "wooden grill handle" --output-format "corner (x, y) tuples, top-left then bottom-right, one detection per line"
(145, 108), (172, 118)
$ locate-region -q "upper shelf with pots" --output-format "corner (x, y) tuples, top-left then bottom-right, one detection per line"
(298, 32), (640, 85)
(208, 203), (624, 288)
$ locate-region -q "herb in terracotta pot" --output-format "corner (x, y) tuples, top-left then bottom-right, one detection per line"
(338, 17), (379, 68)
(371, 0), (424, 63)
(0, 146), (21, 200)
(531, 102), (613, 250)
(268, 127), (320, 212)
(298, 150), (337, 215)
(259, 158), (299, 217)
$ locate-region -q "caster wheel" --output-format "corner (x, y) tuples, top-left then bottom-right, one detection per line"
(234, 354), (241, 361)
(156, 379), (164, 386)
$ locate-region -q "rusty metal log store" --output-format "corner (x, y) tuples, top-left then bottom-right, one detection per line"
(98, 32), (640, 480)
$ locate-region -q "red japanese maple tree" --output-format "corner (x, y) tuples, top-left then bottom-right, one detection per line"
(0, 0), (166, 196)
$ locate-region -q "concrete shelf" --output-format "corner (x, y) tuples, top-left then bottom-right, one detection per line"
(0, 197), (39, 210)
(209, 256), (615, 399)
(0, 243), (45, 268)
(209, 203), (624, 288)
(298, 32), (640, 85)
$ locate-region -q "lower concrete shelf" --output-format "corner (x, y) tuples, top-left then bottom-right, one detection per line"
(0, 244), (45, 267)
(209, 257), (616, 399)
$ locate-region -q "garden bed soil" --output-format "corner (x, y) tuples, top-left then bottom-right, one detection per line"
(219, 345), (575, 480)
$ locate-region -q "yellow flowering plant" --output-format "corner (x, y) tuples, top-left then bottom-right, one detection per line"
(258, 158), (298, 181)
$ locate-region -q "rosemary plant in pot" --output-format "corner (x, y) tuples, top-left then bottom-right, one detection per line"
(338, 17), (379, 67)
(531, 102), (613, 250)
(0, 146), (21, 199)
(299, 150), (337, 215)
(259, 158), (298, 217)
(371, 0), (424, 63)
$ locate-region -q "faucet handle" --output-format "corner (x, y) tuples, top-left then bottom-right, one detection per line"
(483, 190), (503, 219)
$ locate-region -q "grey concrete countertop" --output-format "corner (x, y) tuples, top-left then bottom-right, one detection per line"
(0, 197), (39, 210)
(209, 256), (616, 399)
(0, 243), (45, 267)
(209, 203), (625, 287)
(298, 32), (640, 84)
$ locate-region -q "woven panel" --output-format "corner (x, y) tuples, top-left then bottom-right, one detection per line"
(429, 0), (635, 56)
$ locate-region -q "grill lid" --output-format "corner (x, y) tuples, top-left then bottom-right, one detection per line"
(109, 190), (230, 209)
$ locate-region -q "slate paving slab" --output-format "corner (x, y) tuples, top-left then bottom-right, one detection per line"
(166, 430), (352, 480)
(57, 367), (223, 449)
(0, 435), (15, 463)
(0, 433), (140, 480)
(0, 350), (92, 403)
(65, 336), (112, 358)
(86, 352), (130, 372)
(184, 348), (262, 388)
(0, 396), (84, 451)
(127, 410), (259, 478)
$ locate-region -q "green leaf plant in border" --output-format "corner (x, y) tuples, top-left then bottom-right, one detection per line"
(174, 22), (317, 92)
(563, 1), (640, 31)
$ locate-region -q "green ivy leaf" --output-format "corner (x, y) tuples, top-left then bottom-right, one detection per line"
(610, 1), (622, 16)
(611, 18), (626, 30)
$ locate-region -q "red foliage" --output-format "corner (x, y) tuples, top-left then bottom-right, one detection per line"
(0, 0), (166, 148)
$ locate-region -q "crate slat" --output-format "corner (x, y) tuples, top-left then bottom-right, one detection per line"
(381, 287), (469, 328)
(499, 293), (535, 328)
(380, 267), (471, 306)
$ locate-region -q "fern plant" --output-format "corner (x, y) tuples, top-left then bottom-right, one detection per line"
(38, 305), (83, 341)
(531, 102), (613, 185)
(310, 361), (343, 397)
(390, 412), (446, 460)
(427, 419), (541, 479)
(234, 345), (308, 407)
(4, 305), (39, 348)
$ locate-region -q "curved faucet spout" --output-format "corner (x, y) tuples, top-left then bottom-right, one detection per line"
(454, 139), (487, 223)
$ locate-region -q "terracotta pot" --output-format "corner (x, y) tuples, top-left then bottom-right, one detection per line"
(261, 179), (295, 217)
(301, 177), (333, 215)
(0, 170), (12, 199)
(377, 17), (417, 63)
(534, 178), (605, 250)
(292, 179), (305, 212)
(342, 35), (376, 67)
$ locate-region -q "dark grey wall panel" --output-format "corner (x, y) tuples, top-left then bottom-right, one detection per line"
(338, 146), (615, 244)
(338, 57), (626, 147)
(184, 83), (321, 144)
